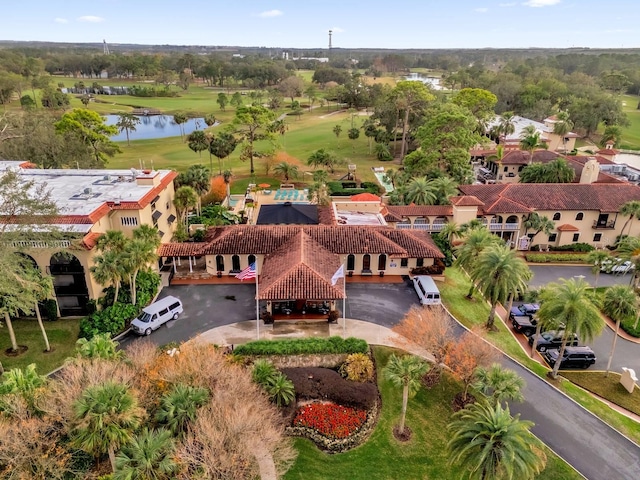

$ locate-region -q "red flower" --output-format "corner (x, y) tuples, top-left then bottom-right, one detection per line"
(293, 403), (367, 439)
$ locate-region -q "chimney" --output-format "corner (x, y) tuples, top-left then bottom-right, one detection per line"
(579, 158), (600, 184)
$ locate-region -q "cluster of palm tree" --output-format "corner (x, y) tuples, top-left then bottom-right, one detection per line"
(519, 157), (575, 183)
(387, 173), (459, 206)
(90, 226), (160, 305)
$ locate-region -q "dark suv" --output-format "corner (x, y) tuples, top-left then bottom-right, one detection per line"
(543, 346), (596, 369)
(528, 330), (579, 352)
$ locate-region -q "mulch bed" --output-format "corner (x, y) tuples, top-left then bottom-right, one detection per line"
(452, 392), (476, 412)
(4, 345), (28, 356)
(393, 425), (412, 442)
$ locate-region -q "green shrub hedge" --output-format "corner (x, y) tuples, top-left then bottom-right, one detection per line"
(525, 253), (589, 263)
(234, 336), (368, 356)
(79, 302), (139, 339)
(327, 182), (380, 197)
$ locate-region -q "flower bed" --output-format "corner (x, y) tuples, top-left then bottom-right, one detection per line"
(294, 402), (367, 438)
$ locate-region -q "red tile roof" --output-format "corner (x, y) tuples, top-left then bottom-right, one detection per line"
(350, 193), (381, 202)
(458, 183), (640, 214)
(258, 231), (344, 300)
(81, 232), (102, 250)
(557, 223), (579, 232)
(158, 242), (209, 257)
(386, 205), (453, 217)
(450, 195), (484, 207)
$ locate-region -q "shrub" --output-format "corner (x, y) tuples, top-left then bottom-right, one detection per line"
(328, 310), (340, 323)
(38, 299), (59, 321)
(251, 359), (278, 387)
(100, 269), (160, 308)
(192, 229), (206, 242)
(524, 253), (589, 263)
(293, 402), (367, 439)
(79, 302), (139, 339)
(411, 258), (446, 275)
(234, 336), (368, 356)
(550, 243), (594, 253)
(339, 353), (374, 383)
(282, 367), (378, 410)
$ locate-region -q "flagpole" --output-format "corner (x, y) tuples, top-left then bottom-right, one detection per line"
(342, 257), (346, 336)
(255, 259), (260, 340)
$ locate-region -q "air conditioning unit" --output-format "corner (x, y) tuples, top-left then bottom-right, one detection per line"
(83, 187), (92, 194)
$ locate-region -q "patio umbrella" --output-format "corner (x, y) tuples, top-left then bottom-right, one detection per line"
(258, 183), (271, 189)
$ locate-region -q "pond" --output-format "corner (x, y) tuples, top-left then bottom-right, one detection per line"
(104, 115), (215, 141)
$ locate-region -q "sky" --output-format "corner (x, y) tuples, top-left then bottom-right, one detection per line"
(2, 0), (639, 50)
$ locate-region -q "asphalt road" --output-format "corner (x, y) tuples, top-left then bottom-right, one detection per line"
(529, 264), (634, 288)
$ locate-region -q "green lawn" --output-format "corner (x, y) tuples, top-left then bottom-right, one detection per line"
(0, 318), (80, 375)
(560, 371), (640, 416)
(619, 94), (640, 150)
(440, 267), (640, 444)
(284, 346), (579, 480)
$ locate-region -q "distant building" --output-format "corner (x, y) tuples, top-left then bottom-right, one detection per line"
(486, 115), (579, 153)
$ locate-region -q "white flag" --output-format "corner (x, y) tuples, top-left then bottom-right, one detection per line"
(331, 265), (345, 286)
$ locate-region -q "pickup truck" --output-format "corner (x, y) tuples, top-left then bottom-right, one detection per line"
(511, 314), (538, 336)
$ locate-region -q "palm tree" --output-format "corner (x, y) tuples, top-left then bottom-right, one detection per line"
(519, 125), (543, 165)
(616, 236), (640, 288)
(473, 363), (525, 407)
(600, 125), (623, 148)
(72, 382), (143, 472)
(96, 230), (127, 254)
(383, 354), (429, 436)
(176, 165), (210, 216)
(273, 161), (299, 182)
(187, 130), (209, 158)
(114, 428), (178, 480)
(266, 373), (295, 407)
(454, 228), (500, 298)
(333, 124), (342, 141)
(470, 244), (531, 329)
(173, 112), (188, 141)
(439, 222), (462, 250)
(25, 262), (54, 352)
(586, 250), (612, 289)
(429, 176), (459, 205)
(76, 333), (124, 360)
(0, 363), (46, 412)
(497, 111), (516, 140)
(124, 232), (159, 305)
(156, 384), (210, 436)
(209, 132), (238, 175)
(619, 200), (640, 237)
(603, 285), (638, 376)
(405, 177), (436, 205)
(538, 278), (604, 379)
(91, 250), (126, 304)
(115, 112), (140, 146)
(173, 185), (198, 227)
(204, 113), (217, 127)
(522, 213), (555, 244)
(544, 158), (575, 183)
(552, 111), (574, 152)
(448, 402), (546, 480)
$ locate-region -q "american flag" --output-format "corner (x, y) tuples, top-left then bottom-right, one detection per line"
(235, 263), (256, 281)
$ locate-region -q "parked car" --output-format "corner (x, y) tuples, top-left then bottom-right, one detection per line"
(511, 314), (537, 336)
(528, 330), (579, 352)
(600, 258), (635, 274)
(130, 296), (183, 336)
(543, 346), (597, 369)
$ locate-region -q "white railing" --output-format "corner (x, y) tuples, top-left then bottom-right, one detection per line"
(489, 223), (520, 231)
(8, 240), (72, 249)
(431, 223), (446, 231)
(397, 223), (412, 229)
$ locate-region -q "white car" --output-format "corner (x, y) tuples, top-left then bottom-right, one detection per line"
(611, 261), (635, 274)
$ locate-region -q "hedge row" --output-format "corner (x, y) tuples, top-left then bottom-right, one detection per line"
(525, 253), (589, 263)
(234, 336), (368, 356)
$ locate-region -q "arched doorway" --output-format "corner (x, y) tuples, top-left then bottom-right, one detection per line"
(378, 254), (387, 271)
(49, 252), (89, 316)
(215, 255), (225, 272)
(231, 255), (241, 272)
(362, 254), (371, 272)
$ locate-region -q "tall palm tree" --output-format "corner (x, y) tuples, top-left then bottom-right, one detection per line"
(519, 125), (543, 165)
(522, 213), (555, 244)
(123, 240), (157, 305)
(497, 111), (516, 140)
(156, 384), (210, 436)
(603, 285), (638, 376)
(586, 250), (612, 289)
(552, 111), (574, 152)
(544, 158), (575, 183)
(405, 177), (436, 205)
(439, 222), (462, 250)
(96, 230), (127, 254)
(90, 250), (126, 304)
(429, 176), (459, 205)
(209, 132), (238, 175)
(383, 354), (429, 436)
(30, 266), (54, 352)
(454, 228), (500, 298)
(470, 244), (532, 329)
(72, 382), (143, 472)
(619, 200), (640, 237)
(473, 363), (525, 407)
(448, 402), (546, 480)
(187, 130), (209, 158)
(115, 112), (140, 146)
(538, 278), (604, 379)
(173, 185), (198, 227)
(273, 161), (299, 182)
(114, 428), (178, 480)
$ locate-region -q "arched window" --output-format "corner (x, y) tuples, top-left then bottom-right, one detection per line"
(248, 254), (256, 266)
(231, 255), (241, 272)
(362, 254), (371, 271)
(553, 212), (561, 221)
(216, 255), (225, 271)
(575, 212), (584, 221)
(378, 254), (387, 271)
(347, 254), (355, 271)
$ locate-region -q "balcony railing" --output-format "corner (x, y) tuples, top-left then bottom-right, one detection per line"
(7, 240), (72, 249)
(593, 220), (616, 229)
(487, 223), (520, 231)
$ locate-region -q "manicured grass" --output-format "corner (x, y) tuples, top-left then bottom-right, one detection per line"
(619, 94), (640, 150)
(441, 267), (640, 444)
(0, 317), (80, 375)
(284, 346), (580, 480)
(560, 371), (640, 416)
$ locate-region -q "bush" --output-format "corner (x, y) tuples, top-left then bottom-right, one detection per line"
(100, 269), (160, 308)
(328, 310), (340, 323)
(550, 243), (594, 253)
(79, 302), (139, 339)
(282, 367), (378, 409)
(524, 253), (589, 263)
(339, 353), (374, 383)
(192, 229), (206, 242)
(38, 299), (59, 321)
(411, 258), (446, 275)
(326, 181), (380, 197)
(433, 233), (453, 266)
(234, 336), (368, 356)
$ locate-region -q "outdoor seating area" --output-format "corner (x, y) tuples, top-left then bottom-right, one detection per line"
(272, 189), (310, 202)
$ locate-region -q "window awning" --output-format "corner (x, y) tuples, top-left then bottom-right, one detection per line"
(167, 214), (176, 224)
(152, 210), (162, 220)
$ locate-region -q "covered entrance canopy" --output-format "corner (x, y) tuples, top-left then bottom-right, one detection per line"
(258, 231), (345, 315)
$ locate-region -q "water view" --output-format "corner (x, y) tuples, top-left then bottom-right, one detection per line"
(105, 115), (212, 141)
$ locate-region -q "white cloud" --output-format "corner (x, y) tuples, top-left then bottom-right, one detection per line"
(331, 27), (345, 33)
(54, 17), (68, 24)
(522, 0), (561, 7)
(77, 15), (105, 23)
(258, 9), (283, 18)
(475, 7), (488, 13)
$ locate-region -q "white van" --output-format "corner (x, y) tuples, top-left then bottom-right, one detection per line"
(413, 275), (441, 305)
(131, 296), (183, 336)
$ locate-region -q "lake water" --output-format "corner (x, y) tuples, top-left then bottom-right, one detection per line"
(104, 115), (211, 141)
(616, 152), (640, 170)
